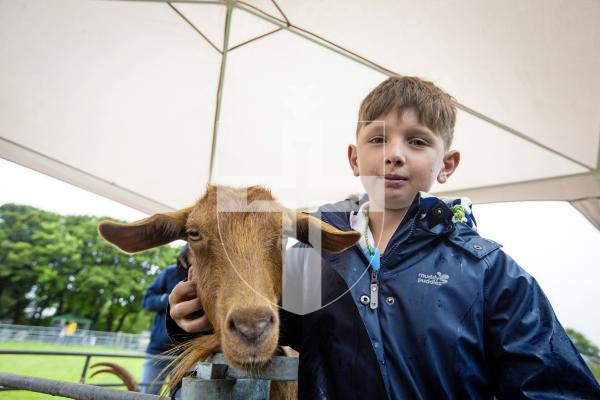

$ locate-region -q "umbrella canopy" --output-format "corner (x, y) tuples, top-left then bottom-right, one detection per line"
(1, 0), (599, 227)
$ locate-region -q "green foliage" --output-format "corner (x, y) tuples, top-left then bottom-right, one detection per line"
(566, 327), (600, 358)
(0, 203), (181, 332)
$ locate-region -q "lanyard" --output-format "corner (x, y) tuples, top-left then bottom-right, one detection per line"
(364, 214), (380, 309)
(364, 214), (381, 271)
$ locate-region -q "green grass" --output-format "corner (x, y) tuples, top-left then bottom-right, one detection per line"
(0, 341), (147, 400)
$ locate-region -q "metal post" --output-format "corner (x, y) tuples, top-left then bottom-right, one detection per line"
(0, 372), (160, 400)
(181, 353), (298, 400)
(80, 354), (92, 383)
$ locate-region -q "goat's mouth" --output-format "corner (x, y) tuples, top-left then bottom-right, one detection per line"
(238, 352), (272, 369)
(223, 341), (278, 371)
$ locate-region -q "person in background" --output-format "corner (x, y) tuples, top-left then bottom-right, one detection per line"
(140, 246), (188, 395)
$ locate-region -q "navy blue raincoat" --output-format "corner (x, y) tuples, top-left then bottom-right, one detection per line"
(143, 251), (188, 355)
(278, 193), (600, 399)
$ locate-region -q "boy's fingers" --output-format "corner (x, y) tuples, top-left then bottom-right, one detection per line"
(170, 298), (203, 320)
(187, 267), (194, 281)
(169, 277), (210, 333)
(169, 281), (197, 304)
(179, 315), (211, 334)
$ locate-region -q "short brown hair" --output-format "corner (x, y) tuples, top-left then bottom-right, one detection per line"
(357, 76), (456, 148)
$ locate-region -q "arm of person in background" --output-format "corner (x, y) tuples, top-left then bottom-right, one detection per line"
(484, 250), (600, 398)
(142, 267), (169, 313)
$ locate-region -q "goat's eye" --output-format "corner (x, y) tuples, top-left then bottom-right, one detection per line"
(186, 228), (202, 241)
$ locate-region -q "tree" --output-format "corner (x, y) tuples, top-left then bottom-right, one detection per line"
(0, 203), (181, 332)
(0, 204), (58, 324)
(566, 328), (600, 359)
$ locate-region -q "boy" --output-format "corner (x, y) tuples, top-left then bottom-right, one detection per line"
(168, 76), (600, 398)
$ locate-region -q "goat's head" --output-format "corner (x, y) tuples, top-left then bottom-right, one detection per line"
(98, 185), (360, 369)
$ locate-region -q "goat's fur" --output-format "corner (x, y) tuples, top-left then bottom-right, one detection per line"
(98, 185), (360, 399)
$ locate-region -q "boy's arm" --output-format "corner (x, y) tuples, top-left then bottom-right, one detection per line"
(142, 267), (169, 312)
(484, 250), (600, 398)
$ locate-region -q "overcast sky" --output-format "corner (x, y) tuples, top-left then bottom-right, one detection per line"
(2, 158), (599, 345)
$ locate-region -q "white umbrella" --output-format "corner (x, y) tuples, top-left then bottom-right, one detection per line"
(1, 0), (599, 227)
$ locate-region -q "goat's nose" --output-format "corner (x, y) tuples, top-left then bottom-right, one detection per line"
(227, 307), (275, 345)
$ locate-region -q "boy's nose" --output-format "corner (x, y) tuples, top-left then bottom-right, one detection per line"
(385, 146), (406, 166)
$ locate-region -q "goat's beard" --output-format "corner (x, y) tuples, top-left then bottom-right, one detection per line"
(166, 334), (221, 393)
(165, 324), (279, 392)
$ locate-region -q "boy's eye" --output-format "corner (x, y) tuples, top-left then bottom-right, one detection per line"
(369, 136), (385, 144)
(409, 138), (428, 146)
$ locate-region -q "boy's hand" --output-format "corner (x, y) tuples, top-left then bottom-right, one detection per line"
(169, 268), (211, 333)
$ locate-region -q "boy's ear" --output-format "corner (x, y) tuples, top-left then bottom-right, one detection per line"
(286, 211), (361, 253)
(348, 144), (359, 177)
(98, 207), (191, 253)
(437, 150), (461, 184)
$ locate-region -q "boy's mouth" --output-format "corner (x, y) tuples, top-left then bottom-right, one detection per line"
(383, 174), (408, 187)
(384, 174), (407, 180)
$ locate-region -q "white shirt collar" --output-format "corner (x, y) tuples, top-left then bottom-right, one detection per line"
(349, 201), (374, 256)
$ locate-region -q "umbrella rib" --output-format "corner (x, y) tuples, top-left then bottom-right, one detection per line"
(208, 0), (234, 183)
(113, 0), (224, 5)
(570, 195), (600, 203)
(271, 0), (290, 25)
(455, 103), (593, 171)
(0, 136), (175, 212)
(167, 2), (223, 54)
(596, 128), (600, 170)
(234, 2), (397, 76)
(435, 171), (599, 201)
(234, 2), (595, 171)
(235, 1), (288, 25)
(228, 28), (283, 52)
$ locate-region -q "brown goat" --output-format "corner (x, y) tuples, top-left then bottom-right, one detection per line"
(98, 185), (360, 398)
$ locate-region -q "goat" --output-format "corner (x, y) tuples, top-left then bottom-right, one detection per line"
(98, 185), (360, 399)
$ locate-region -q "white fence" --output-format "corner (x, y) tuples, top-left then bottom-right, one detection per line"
(0, 323), (148, 351)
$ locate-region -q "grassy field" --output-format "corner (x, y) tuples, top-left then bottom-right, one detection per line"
(0, 341), (148, 400)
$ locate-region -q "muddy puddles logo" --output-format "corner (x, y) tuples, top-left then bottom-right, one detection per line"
(417, 272), (450, 286)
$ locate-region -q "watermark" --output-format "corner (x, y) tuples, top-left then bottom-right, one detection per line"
(214, 86), (387, 314)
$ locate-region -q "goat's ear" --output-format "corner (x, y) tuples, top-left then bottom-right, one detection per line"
(98, 207), (191, 253)
(290, 212), (361, 253)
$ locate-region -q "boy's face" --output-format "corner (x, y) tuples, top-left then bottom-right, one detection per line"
(348, 108), (460, 211)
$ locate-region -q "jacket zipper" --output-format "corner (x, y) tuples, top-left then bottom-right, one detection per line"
(370, 267), (379, 309)
(370, 251), (381, 310)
